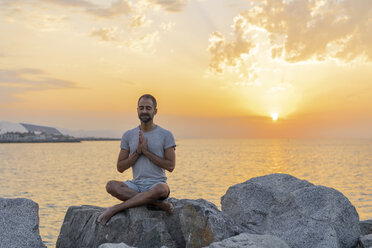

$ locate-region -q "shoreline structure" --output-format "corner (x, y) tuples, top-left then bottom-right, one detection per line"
(1, 174), (372, 248)
(0, 121), (120, 143)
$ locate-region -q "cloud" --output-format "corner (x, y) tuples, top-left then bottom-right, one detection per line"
(239, 0), (372, 62)
(207, 0), (372, 88)
(1, 0), (191, 19)
(127, 15), (152, 28)
(85, 0), (131, 18)
(40, 0), (94, 8)
(207, 15), (255, 75)
(0, 68), (77, 90)
(90, 27), (120, 42)
(0, 0), (187, 54)
(149, 0), (189, 12)
(90, 26), (160, 53)
(1, 0), (132, 18)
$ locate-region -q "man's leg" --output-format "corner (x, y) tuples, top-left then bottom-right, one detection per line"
(105, 180), (138, 201)
(97, 183), (173, 225)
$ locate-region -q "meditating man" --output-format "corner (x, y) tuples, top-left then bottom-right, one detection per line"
(97, 94), (176, 225)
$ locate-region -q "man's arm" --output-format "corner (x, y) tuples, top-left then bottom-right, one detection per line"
(142, 147), (176, 172)
(117, 148), (141, 173)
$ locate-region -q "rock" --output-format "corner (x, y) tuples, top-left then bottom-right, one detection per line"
(99, 244), (168, 248)
(359, 234), (372, 248)
(57, 198), (243, 248)
(360, 219), (372, 235)
(0, 198), (45, 248)
(221, 173), (361, 248)
(202, 233), (290, 248)
(99, 243), (136, 248)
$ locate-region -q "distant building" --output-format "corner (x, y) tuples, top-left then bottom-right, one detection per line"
(20, 123), (63, 136)
(0, 121), (63, 135)
(0, 121), (79, 143)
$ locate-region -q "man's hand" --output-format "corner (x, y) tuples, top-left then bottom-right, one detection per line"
(139, 130), (148, 153)
(136, 131), (142, 154)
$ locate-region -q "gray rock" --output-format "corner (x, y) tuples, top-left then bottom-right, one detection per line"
(0, 198), (45, 248)
(361, 219), (372, 235)
(99, 244), (168, 248)
(99, 243), (136, 248)
(202, 233), (290, 248)
(57, 198), (243, 248)
(221, 173), (361, 248)
(359, 234), (372, 248)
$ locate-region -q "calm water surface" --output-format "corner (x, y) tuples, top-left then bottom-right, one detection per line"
(0, 139), (371, 246)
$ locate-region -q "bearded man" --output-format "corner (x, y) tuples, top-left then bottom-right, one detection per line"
(97, 94), (176, 225)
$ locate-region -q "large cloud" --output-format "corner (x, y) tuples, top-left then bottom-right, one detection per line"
(0, 0), (190, 17)
(242, 0), (372, 62)
(207, 15), (255, 74)
(208, 0), (372, 75)
(0, 68), (77, 92)
(0, 0), (182, 53)
(0, 0), (132, 18)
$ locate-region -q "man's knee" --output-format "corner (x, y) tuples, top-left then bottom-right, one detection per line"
(150, 184), (169, 199)
(106, 180), (120, 195)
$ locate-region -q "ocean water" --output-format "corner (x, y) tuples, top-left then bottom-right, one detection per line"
(0, 139), (371, 247)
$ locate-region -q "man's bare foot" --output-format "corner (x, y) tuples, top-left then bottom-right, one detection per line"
(97, 207), (116, 226)
(153, 201), (174, 214)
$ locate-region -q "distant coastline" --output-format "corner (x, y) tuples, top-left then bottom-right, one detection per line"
(78, 137), (120, 141)
(0, 137), (120, 143)
(0, 139), (81, 143)
(0, 121), (120, 143)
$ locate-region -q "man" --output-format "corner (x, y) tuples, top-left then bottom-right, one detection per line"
(97, 94), (176, 225)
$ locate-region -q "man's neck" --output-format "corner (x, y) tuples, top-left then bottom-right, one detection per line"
(140, 122), (156, 132)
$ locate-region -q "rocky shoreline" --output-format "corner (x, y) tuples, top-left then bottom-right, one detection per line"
(1, 174), (372, 248)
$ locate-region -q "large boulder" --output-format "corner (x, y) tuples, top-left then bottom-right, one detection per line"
(221, 174), (361, 248)
(202, 233), (290, 248)
(57, 198), (243, 248)
(0, 198), (45, 248)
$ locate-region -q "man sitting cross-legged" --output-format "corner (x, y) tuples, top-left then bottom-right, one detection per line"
(97, 94), (176, 225)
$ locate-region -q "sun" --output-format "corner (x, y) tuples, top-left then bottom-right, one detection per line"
(271, 112), (279, 121)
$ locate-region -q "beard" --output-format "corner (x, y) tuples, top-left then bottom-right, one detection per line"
(138, 113), (153, 123)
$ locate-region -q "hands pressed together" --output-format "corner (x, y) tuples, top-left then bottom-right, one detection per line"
(136, 130), (148, 155)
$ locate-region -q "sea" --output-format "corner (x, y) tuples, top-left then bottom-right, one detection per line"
(0, 139), (371, 247)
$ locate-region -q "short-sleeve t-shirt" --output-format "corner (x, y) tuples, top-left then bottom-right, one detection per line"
(120, 125), (176, 182)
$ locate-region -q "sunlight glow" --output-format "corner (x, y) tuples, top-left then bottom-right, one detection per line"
(271, 112), (279, 121)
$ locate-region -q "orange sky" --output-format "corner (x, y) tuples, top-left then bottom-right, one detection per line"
(1, 0), (371, 138)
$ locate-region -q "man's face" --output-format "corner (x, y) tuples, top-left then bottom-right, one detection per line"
(137, 98), (157, 123)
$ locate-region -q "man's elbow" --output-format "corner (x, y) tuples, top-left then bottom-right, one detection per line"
(117, 164), (126, 173)
(167, 163), (175, 172)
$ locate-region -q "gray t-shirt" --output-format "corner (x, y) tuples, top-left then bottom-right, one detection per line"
(120, 125), (176, 182)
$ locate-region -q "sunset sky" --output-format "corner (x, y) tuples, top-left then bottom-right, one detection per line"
(1, 0), (371, 138)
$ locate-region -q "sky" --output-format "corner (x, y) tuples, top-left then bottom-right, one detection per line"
(0, 0), (371, 138)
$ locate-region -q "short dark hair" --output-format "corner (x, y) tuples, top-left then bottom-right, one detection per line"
(138, 94), (157, 109)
